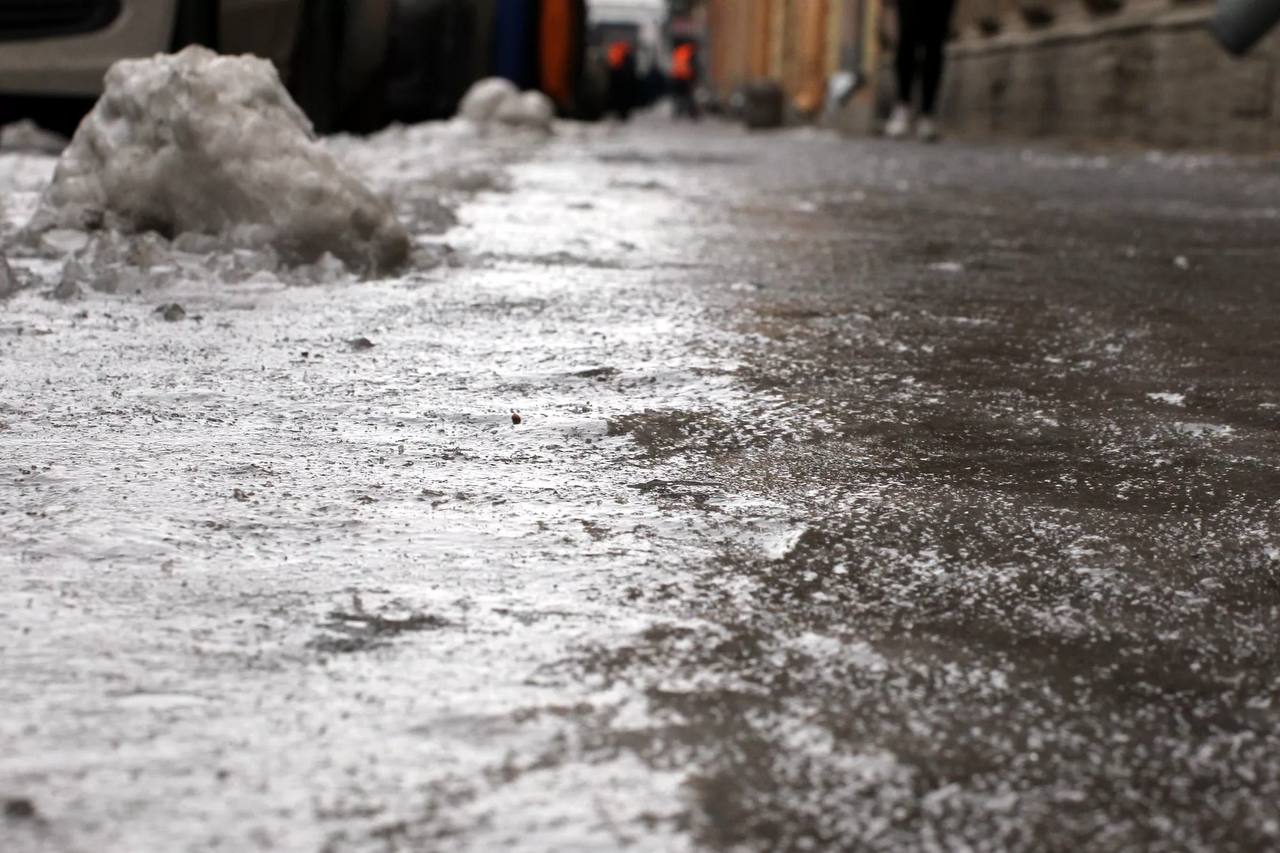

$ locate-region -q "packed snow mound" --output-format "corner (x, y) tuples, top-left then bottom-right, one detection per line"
(496, 91), (555, 129)
(0, 120), (67, 154)
(458, 78), (554, 132)
(458, 78), (519, 123)
(31, 46), (409, 273)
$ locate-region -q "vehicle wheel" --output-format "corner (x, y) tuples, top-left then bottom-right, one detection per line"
(340, 62), (387, 135)
(171, 0), (220, 51)
(289, 0), (343, 134)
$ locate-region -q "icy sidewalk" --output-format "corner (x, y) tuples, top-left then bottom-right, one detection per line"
(0, 124), (792, 852)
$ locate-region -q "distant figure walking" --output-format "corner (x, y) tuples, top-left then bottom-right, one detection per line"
(606, 39), (637, 120)
(670, 41), (700, 120)
(885, 0), (956, 142)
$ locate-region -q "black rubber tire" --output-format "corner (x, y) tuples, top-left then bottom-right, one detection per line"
(340, 62), (388, 136)
(0, 93), (95, 138)
(288, 0), (343, 134)
(171, 0), (220, 51)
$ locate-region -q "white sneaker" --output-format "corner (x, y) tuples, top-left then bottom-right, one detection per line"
(884, 104), (912, 139)
(916, 116), (940, 142)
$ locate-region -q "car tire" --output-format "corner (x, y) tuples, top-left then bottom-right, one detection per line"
(340, 63), (387, 135)
(171, 0), (220, 51)
(289, 0), (343, 134)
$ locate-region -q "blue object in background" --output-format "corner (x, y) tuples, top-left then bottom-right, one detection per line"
(494, 0), (539, 88)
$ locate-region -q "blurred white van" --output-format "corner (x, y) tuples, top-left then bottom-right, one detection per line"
(587, 0), (668, 76)
(0, 0), (390, 132)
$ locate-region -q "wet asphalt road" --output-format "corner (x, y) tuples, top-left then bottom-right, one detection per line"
(3, 119), (1280, 852)
(595, 128), (1280, 851)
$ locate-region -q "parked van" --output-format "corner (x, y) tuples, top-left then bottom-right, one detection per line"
(586, 0), (667, 76)
(586, 0), (668, 110)
(0, 0), (391, 133)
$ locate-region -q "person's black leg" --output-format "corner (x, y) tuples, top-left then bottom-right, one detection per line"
(920, 0), (956, 116)
(895, 0), (921, 107)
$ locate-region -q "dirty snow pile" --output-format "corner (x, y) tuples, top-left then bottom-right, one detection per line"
(458, 78), (555, 133)
(0, 119), (67, 155)
(29, 46), (408, 273)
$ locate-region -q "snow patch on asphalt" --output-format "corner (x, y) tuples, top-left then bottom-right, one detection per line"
(0, 122), (795, 851)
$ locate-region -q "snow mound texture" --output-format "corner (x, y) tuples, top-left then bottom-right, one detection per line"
(458, 78), (555, 132)
(31, 46), (409, 273)
(0, 119), (67, 155)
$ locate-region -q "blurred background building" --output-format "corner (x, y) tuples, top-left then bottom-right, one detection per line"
(2, 0), (1278, 150)
(943, 0), (1280, 150)
(700, 0), (1280, 151)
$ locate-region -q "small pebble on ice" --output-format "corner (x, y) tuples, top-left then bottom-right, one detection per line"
(3, 797), (37, 820)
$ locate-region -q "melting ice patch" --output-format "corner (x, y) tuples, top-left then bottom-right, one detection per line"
(1172, 422), (1233, 438)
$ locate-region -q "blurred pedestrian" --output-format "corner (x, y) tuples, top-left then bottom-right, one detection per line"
(606, 39), (637, 120)
(885, 0), (956, 142)
(670, 41), (700, 120)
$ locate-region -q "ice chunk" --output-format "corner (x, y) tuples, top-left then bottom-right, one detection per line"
(50, 275), (84, 301)
(402, 196), (459, 234)
(54, 230), (194, 294)
(155, 303), (186, 322)
(458, 78), (520, 124)
(496, 91), (556, 130)
(30, 46), (409, 274)
(457, 78), (554, 133)
(40, 228), (90, 256)
(0, 119), (68, 154)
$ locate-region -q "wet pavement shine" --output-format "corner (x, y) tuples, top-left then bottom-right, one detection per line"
(2, 119), (1280, 852)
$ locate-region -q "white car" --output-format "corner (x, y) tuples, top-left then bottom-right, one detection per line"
(0, 0), (391, 133)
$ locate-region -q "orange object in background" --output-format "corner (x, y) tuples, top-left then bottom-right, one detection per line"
(539, 0), (582, 113)
(607, 40), (633, 71)
(672, 43), (696, 81)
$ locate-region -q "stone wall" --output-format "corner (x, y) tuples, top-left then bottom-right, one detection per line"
(939, 0), (1280, 150)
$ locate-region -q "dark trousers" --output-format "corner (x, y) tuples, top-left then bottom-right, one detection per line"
(608, 66), (636, 119)
(671, 79), (699, 119)
(895, 0), (956, 115)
